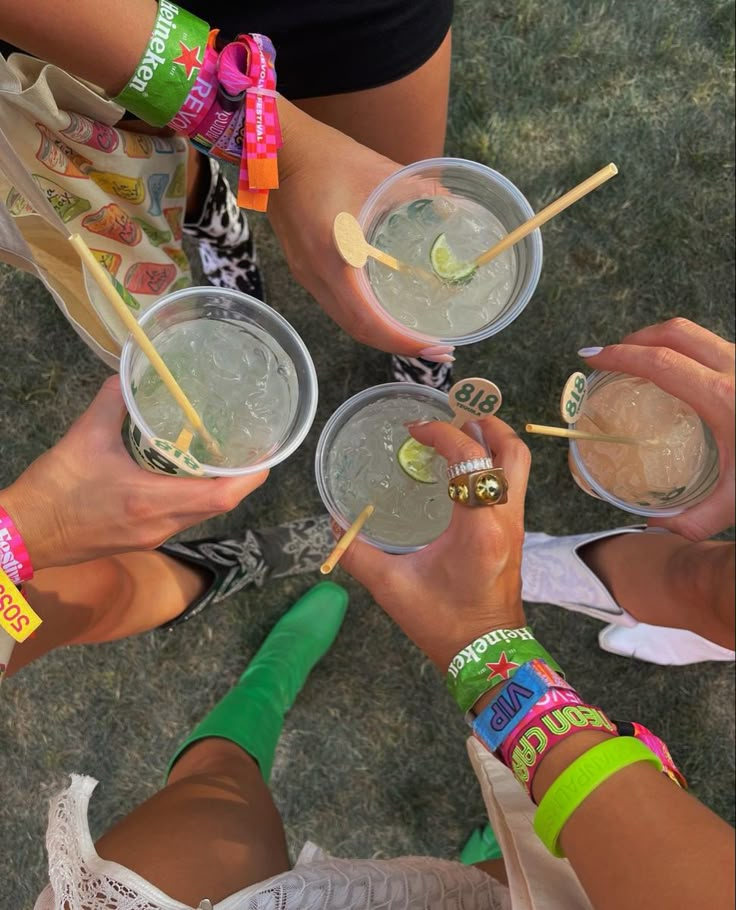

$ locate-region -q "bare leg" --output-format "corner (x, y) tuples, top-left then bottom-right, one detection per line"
(581, 533), (735, 648)
(7, 551), (208, 675)
(296, 30), (452, 163)
(96, 738), (290, 904)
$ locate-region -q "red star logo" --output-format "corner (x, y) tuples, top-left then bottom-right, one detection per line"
(172, 42), (203, 79)
(486, 652), (520, 682)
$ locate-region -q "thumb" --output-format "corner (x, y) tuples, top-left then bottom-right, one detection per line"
(336, 534), (398, 593)
(648, 485), (731, 541)
(78, 374), (127, 434)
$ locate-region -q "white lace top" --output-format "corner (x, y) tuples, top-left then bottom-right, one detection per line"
(33, 741), (593, 910)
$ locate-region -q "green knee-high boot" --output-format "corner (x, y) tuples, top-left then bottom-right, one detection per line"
(168, 581), (348, 783)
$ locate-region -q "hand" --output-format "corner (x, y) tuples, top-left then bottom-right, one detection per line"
(268, 98), (447, 359)
(0, 376), (268, 570)
(581, 317), (735, 540)
(339, 416), (531, 670)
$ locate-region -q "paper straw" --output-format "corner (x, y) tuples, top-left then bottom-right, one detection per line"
(525, 423), (641, 446)
(320, 505), (375, 575)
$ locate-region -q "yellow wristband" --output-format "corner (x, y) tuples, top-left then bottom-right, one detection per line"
(0, 567), (42, 642)
(534, 736), (662, 857)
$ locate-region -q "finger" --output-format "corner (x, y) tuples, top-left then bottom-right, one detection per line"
(581, 343), (726, 428)
(79, 373), (127, 433)
(470, 416), (532, 496)
(409, 419), (489, 465)
(647, 477), (734, 541)
(619, 318), (735, 374)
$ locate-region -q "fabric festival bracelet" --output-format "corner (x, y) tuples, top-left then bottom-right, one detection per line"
(0, 567), (42, 643)
(614, 719), (687, 789)
(447, 626), (564, 714)
(114, 1), (211, 127)
(471, 659), (574, 753)
(502, 700), (617, 796)
(534, 736), (662, 857)
(0, 505), (33, 584)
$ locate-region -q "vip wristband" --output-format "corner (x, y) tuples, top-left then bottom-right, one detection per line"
(534, 737), (663, 857)
(0, 505), (33, 584)
(471, 659), (573, 753)
(447, 626), (564, 714)
(114, 1), (211, 127)
(0, 568), (42, 643)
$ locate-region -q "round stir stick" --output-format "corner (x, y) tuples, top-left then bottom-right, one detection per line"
(69, 234), (224, 464)
(448, 377), (503, 427)
(333, 212), (434, 279)
(320, 504), (375, 575)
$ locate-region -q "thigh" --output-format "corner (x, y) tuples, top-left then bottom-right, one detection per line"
(295, 29), (452, 164)
(96, 740), (290, 904)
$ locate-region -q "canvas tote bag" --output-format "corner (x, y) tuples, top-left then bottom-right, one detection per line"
(0, 51), (192, 368)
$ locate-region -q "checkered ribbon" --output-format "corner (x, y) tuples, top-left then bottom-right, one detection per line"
(168, 31), (282, 212)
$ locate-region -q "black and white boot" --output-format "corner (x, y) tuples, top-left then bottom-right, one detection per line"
(158, 515), (333, 629)
(184, 156), (265, 300)
(390, 354), (454, 392)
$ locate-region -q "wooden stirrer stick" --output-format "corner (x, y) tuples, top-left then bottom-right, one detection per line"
(69, 234), (224, 463)
(320, 505), (375, 575)
(525, 423), (641, 446)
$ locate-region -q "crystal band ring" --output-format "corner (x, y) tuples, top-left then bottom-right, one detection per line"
(447, 457), (494, 481)
(447, 467), (509, 507)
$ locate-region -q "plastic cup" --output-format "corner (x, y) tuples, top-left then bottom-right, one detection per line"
(568, 370), (719, 517)
(315, 382), (454, 554)
(120, 287), (318, 477)
(356, 157), (543, 345)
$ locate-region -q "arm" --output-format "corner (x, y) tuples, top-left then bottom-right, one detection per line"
(0, 376), (266, 571)
(0, 0), (156, 93)
(340, 416), (735, 910)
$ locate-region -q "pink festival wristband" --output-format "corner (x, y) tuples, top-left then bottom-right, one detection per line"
(0, 505), (34, 584)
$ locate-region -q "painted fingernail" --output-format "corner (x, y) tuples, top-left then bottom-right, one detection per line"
(405, 419), (432, 428)
(419, 344), (455, 358)
(577, 346), (603, 357)
(422, 353), (455, 364)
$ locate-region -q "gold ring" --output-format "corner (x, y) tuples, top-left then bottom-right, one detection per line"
(447, 467), (508, 507)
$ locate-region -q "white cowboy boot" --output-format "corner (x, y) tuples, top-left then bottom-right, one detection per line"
(522, 528), (735, 666)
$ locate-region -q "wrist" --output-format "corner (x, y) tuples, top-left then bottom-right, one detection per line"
(0, 481), (58, 574)
(435, 599), (527, 671)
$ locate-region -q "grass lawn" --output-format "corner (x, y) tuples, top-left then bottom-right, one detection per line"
(0, 0), (734, 902)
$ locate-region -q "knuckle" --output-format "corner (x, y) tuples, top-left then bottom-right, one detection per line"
(454, 439), (486, 462)
(122, 491), (156, 524)
(207, 489), (241, 514)
(710, 373), (735, 404)
(649, 346), (680, 375)
(662, 316), (695, 337)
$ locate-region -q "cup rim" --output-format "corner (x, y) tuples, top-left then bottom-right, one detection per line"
(119, 286), (318, 477)
(315, 381), (453, 554)
(569, 370), (718, 517)
(356, 157), (543, 345)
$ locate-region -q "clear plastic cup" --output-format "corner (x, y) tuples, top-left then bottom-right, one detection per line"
(357, 157), (543, 345)
(568, 370), (720, 517)
(120, 287), (318, 477)
(315, 382), (454, 554)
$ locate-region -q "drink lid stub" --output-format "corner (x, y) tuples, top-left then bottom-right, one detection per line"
(560, 372), (587, 425)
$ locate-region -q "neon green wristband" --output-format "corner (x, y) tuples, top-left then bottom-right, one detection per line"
(534, 736), (662, 857)
(114, 1), (210, 126)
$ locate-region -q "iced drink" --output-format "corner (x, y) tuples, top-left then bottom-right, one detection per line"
(357, 159), (543, 345)
(316, 384), (454, 553)
(570, 372), (719, 515)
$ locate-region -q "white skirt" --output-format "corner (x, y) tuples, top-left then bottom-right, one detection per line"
(33, 742), (592, 910)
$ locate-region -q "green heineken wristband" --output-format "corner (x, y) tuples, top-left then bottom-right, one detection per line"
(114, 0), (210, 127)
(446, 627), (564, 714)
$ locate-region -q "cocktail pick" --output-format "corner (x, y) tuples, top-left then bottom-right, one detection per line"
(431, 163), (618, 282)
(320, 504), (375, 575)
(68, 234), (224, 464)
(448, 377), (503, 427)
(332, 212), (434, 279)
(525, 423), (641, 446)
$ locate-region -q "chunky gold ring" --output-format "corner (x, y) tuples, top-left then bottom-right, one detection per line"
(447, 467), (509, 507)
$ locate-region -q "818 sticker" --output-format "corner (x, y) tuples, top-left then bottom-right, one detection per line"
(0, 568), (42, 643)
(560, 372), (587, 424)
(449, 377), (502, 426)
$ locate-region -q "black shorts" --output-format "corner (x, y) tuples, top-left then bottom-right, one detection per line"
(1, 0), (453, 100)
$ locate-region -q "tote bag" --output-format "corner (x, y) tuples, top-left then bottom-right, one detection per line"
(0, 52), (191, 368)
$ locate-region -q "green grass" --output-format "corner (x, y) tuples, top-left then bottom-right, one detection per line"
(0, 0), (734, 902)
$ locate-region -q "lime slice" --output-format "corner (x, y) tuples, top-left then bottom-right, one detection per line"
(397, 437), (439, 483)
(429, 233), (477, 285)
